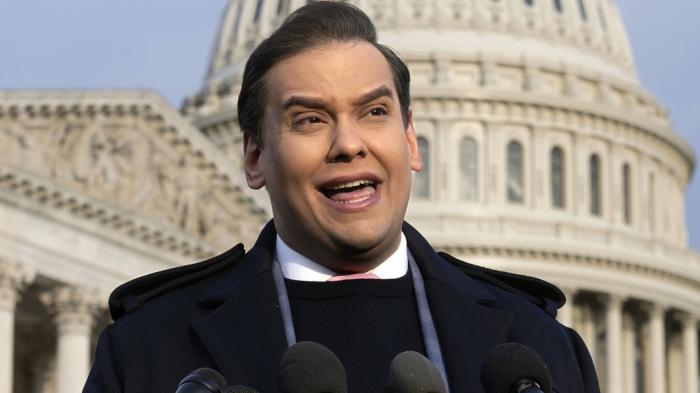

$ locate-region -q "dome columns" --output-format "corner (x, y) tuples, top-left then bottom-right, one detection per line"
(0, 258), (35, 393)
(256, 0), (279, 38)
(41, 286), (103, 393)
(605, 293), (624, 393)
(507, 0), (528, 33)
(621, 310), (637, 393)
(560, 0), (582, 39)
(641, 302), (667, 393)
(678, 312), (699, 393)
(550, 288), (699, 393)
(237, 0), (257, 54)
(556, 286), (576, 327)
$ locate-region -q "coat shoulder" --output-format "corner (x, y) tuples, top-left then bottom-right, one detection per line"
(438, 251), (565, 317)
(108, 243), (246, 321)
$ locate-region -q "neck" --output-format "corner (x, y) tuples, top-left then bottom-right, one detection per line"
(280, 232), (403, 275)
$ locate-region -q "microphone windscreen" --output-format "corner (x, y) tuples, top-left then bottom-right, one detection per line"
(278, 341), (348, 393)
(479, 343), (551, 393)
(224, 385), (260, 393)
(389, 351), (447, 393)
(177, 368), (227, 393)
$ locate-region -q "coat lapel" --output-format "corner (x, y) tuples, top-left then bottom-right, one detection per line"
(404, 223), (513, 393)
(191, 222), (288, 393)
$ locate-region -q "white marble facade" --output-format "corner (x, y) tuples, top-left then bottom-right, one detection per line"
(1, 0), (698, 392)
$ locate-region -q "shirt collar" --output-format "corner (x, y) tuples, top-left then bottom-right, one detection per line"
(275, 233), (408, 281)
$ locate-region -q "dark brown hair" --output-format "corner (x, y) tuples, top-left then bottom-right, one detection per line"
(237, 1), (411, 147)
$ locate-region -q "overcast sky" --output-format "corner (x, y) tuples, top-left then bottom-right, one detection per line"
(0, 0), (698, 250)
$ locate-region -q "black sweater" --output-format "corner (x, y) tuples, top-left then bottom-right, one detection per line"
(285, 273), (426, 392)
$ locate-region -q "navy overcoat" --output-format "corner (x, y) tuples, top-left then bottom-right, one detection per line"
(85, 221), (600, 393)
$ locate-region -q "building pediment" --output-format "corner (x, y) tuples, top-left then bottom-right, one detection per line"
(0, 90), (268, 259)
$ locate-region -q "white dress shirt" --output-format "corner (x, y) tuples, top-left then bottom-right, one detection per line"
(275, 233), (408, 281)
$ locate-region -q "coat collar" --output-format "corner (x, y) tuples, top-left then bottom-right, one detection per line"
(192, 221), (513, 392)
(402, 222), (513, 393)
(191, 221), (286, 392)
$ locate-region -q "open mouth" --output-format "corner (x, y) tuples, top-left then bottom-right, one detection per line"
(320, 179), (377, 204)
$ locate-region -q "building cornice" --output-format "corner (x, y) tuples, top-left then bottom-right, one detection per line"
(438, 241), (700, 311)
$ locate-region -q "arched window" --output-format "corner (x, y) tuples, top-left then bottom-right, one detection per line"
(507, 141), (524, 204)
(550, 146), (565, 208)
(589, 154), (601, 216)
(577, 0), (588, 21)
(553, 0), (563, 13)
(460, 137), (478, 201)
(622, 163), (631, 224)
(414, 137), (430, 198)
(524, 0), (534, 6)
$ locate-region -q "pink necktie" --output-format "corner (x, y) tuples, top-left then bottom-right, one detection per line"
(327, 272), (379, 282)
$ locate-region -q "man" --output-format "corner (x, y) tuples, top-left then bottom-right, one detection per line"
(85, 2), (600, 392)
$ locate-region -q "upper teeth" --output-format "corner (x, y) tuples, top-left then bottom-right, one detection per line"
(329, 179), (373, 190)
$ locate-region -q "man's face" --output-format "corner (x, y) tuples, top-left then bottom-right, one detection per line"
(244, 41), (422, 272)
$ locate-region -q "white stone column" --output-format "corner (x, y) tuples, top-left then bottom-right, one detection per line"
(584, 0), (604, 48)
(646, 303), (667, 393)
(679, 313), (699, 393)
(606, 294), (623, 393)
(667, 332), (683, 393)
(557, 287), (575, 327)
(561, 0), (581, 39)
(42, 286), (102, 393)
(622, 311), (637, 393)
(580, 302), (598, 368)
(509, 0), (530, 32)
(257, 0), (278, 36)
(0, 259), (35, 393)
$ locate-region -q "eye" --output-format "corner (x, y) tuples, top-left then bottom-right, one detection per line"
(298, 116), (322, 124)
(367, 107), (388, 116)
(290, 114), (326, 132)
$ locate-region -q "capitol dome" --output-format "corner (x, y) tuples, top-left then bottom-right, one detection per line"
(183, 1), (700, 392)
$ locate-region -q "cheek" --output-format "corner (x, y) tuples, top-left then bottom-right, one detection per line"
(269, 139), (325, 185)
(381, 142), (414, 170)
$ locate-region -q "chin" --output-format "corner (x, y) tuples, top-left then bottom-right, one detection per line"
(329, 224), (398, 255)
(333, 235), (381, 254)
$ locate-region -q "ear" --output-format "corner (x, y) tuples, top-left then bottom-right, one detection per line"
(405, 110), (423, 172)
(243, 133), (266, 189)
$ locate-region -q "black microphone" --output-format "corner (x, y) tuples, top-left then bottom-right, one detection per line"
(176, 368), (227, 393)
(224, 385), (260, 393)
(388, 351), (447, 393)
(480, 343), (552, 393)
(278, 341), (348, 393)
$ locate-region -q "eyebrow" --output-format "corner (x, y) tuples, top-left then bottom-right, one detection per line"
(352, 85), (394, 106)
(282, 96), (328, 111)
(281, 85), (395, 111)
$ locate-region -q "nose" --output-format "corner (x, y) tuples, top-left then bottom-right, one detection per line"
(327, 120), (368, 163)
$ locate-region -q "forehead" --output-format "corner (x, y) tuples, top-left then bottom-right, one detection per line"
(263, 41), (397, 106)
